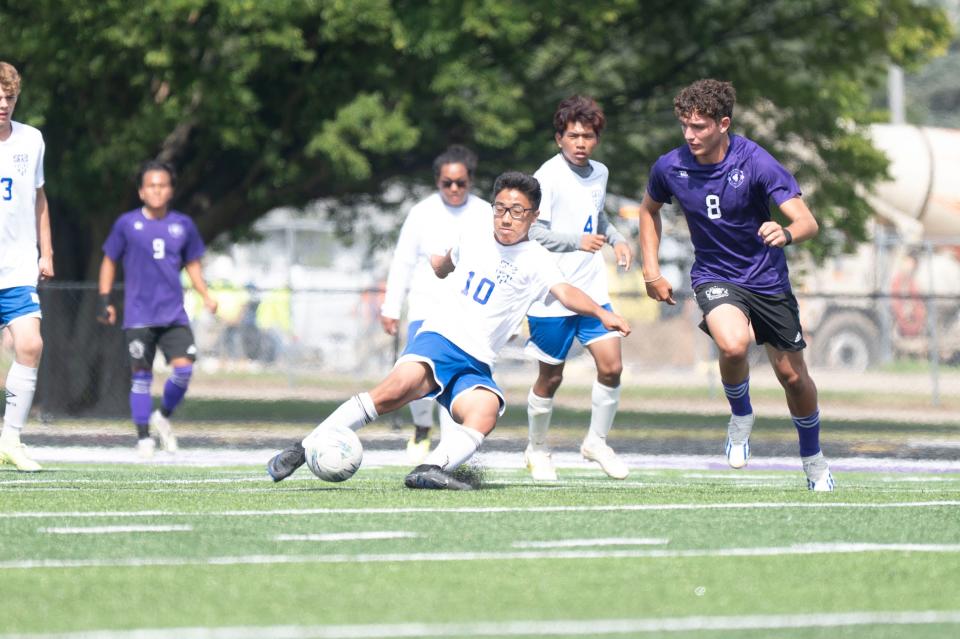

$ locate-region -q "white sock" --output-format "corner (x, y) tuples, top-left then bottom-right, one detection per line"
(408, 398), (434, 428)
(303, 392), (378, 444)
(2, 362), (38, 441)
(587, 380), (620, 442)
(423, 423), (484, 471)
(438, 405), (458, 440)
(527, 389), (554, 450)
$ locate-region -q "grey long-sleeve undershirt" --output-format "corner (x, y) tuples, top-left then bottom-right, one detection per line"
(528, 209), (628, 253)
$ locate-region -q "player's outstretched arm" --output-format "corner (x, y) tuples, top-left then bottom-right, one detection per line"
(758, 196), (819, 248)
(430, 249), (455, 279)
(636, 193), (675, 305)
(549, 282), (631, 337)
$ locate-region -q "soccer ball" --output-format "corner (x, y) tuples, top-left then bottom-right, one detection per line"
(304, 425), (363, 482)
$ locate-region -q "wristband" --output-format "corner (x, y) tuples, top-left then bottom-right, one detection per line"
(643, 275), (663, 284)
(98, 294), (111, 317)
(783, 228), (793, 246)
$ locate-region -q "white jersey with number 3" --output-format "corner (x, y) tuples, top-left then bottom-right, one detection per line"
(0, 122), (46, 289)
(528, 154), (611, 317)
(420, 220), (565, 366)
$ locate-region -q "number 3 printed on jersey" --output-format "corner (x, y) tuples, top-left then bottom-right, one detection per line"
(705, 194), (722, 219)
(461, 271), (494, 305)
(152, 238), (166, 259)
(1, 177), (12, 201)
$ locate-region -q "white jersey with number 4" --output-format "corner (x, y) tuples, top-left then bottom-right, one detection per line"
(528, 153), (611, 317)
(420, 219), (565, 367)
(0, 121), (46, 289)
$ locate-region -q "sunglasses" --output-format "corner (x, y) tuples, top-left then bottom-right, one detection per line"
(440, 179), (468, 189)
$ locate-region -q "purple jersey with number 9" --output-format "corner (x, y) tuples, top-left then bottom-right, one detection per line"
(646, 134), (801, 295)
(102, 209), (206, 328)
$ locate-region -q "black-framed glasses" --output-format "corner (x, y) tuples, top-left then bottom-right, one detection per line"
(440, 179), (468, 189)
(493, 203), (534, 220)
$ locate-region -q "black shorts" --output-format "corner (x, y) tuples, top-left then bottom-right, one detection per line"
(694, 281), (806, 352)
(125, 325), (198, 370)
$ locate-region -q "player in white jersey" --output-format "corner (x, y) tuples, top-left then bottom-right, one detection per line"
(267, 171), (631, 489)
(0, 62), (55, 472)
(380, 146), (490, 463)
(524, 95), (634, 481)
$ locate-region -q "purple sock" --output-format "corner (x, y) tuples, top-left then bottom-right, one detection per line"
(723, 377), (752, 416)
(130, 371), (153, 428)
(161, 365), (193, 416)
(793, 409), (822, 457)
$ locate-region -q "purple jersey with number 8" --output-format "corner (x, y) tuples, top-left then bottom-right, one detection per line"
(102, 209), (206, 328)
(646, 134), (800, 295)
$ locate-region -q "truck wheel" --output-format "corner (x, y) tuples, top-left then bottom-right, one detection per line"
(812, 312), (880, 372)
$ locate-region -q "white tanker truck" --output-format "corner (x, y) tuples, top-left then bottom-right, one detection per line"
(799, 124), (960, 370)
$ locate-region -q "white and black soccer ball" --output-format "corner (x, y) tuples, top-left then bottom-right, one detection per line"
(304, 425), (363, 482)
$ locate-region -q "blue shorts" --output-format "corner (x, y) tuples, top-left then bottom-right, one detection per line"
(406, 319), (424, 344)
(525, 303), (619, 364)
(397, 331), (505, 416)
(0, 286), (42, 328)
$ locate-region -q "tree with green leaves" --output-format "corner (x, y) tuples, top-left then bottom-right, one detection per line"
(0, 0), (950, 412)
(2, 0), (951, 276)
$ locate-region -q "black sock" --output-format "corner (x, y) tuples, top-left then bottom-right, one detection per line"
(414, 426), (431, 443)
(136, 423), (150, 439)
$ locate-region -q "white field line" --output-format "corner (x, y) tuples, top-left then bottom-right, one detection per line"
(37, 525), (192, 535)
(20, 446), (960, 474)
(3, 611), (960, 638)
(512, 537), (669, 548)
(275, 531), (418, 542)
(2, 542), (959, 571)
(6, 500), (960, 519)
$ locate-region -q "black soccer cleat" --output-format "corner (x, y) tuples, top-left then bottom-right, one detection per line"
(267, 442), (306, 482)
(404, 464), (474, 491)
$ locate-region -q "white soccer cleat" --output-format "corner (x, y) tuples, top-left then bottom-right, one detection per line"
(0, 441), (42, 472)
(149, 409), (178, 452)
(803, 452), (835, 492)
(725, 413), (754, 469)
(137, 437), (156, 459)
(524, 446), (558, 481)
(580, 438), (629, 480)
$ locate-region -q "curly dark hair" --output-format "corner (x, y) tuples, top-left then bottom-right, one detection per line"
(673, 79), (736, 122)
(492, 171), (541, 210)
(553, 95), (606, 136)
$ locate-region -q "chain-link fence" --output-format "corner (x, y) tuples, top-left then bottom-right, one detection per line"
(1, 273), (955, 420)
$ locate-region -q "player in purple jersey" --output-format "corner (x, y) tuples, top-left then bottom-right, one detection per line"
(98, 161), (218, 458)
(636, 79), (834, 491)
(0, 61), (55, 472)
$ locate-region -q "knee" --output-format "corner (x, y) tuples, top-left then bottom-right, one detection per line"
(539, 371), (563, 395)
(777, 368), (809, 395)
(717, 342), (750, 365)
(15, 334), (43, 366)
(596, 364), (622, 388)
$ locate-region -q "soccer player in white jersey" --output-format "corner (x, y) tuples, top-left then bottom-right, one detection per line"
(381, 145), (490, 464)
(267, 171), (631, 489)
(524, 95), (634, 481)
(0, 62), (54, 472)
